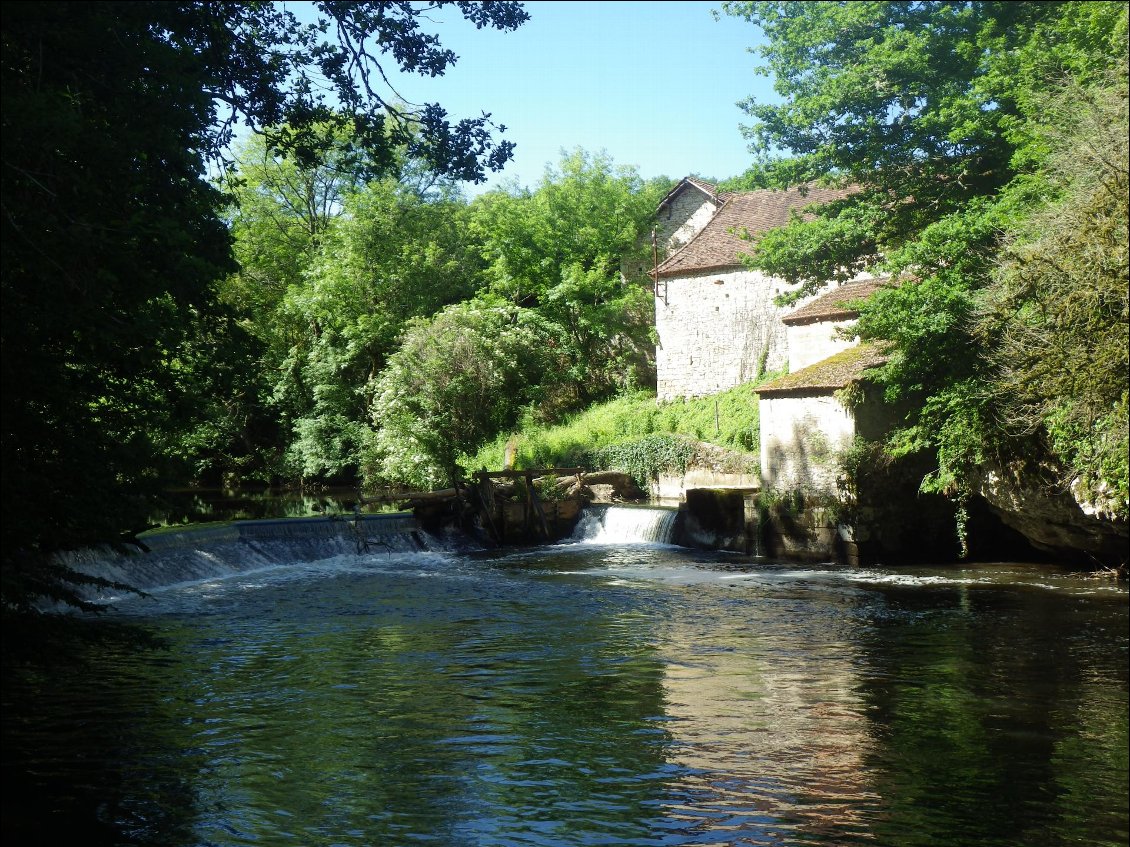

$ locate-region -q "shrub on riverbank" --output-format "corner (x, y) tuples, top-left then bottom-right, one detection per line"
(464, 380), (769, 481)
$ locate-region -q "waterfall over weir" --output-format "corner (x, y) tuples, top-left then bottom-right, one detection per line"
(571, 505), (679, 545)
(55, 508), (681, 606)
(57, 514), (453, 602)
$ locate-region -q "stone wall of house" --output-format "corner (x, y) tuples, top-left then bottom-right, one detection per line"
(622, 189), (718, 281)
(786, 319), (858, 372)
(758, 392), (856, 494)
(656, 267), (791, 400)
(657, 189), (718, 252)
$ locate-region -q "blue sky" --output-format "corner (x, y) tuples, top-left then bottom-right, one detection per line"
(283, 1), (778, 193)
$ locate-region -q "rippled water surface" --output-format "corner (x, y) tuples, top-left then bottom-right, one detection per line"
(4, 538), (1127, 846)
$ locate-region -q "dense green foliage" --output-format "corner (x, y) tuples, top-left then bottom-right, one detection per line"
(367, 303), (565, 489)
(722, 0), (1129, 521)
(591, 436), (700, 491)
(185, 128), (483, 485)
(980, 72), (1129, 513)
(466, 381), (766, 487)
(204, 148), (668, 490)
(1, 1), (528, 610)
(468, 152), (667, 406)
(279, 177), (479, 479)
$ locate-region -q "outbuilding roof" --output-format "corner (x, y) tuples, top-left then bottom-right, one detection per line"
(657, 176), (719, 210)
(782, 277), (892, 325)
(654, 185), (855, 279)
(754, 344), (889, 397)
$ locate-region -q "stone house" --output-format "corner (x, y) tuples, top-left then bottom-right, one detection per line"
(643, 185), (973, 561)
(754, 285), (894, 496)
(755, 279), (890, 495)
(650, 178), (854, 401)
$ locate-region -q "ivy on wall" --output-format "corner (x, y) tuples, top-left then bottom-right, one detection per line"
(592, 435), (698, 489)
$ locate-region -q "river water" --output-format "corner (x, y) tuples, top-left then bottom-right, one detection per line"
(3, 509), (1127, 846)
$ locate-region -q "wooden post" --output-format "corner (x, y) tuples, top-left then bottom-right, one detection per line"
(476, 472), (501, 544)
(527, 470), (550, 539)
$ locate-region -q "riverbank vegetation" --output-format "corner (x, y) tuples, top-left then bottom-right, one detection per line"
(720, 0), (1128, 525)
(3, 2), (1127, 612)
(465, 382), (767, 487)
(201, 145), (669, 492)
(1, 1), (534, 610)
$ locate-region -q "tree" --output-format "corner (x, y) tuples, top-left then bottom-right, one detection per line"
(1, 1), (528, 610)
(979, 65), (1129, 518)
(469, 150), (671, 411)
(279, 177), (479, 479)
(165, 127), (371, 487)
(366, 302), (565, 489)
(224, 127), (370, 316)
(721, 1), (1128, 531)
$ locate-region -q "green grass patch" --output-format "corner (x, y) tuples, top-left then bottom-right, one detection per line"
(463, 378), (773, 484)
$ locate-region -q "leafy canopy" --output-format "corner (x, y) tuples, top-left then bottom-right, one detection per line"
(367, 303), (565, 489)
(722, 1), (1128, 526)
(1, 1), (528, 610)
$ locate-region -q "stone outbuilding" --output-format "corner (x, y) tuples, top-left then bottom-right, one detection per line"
(755, 280), (892, 495)
(651, 179), (855, 401)
(781, 277), (889, 372)
(754, 281), (956, 564)
(756, 344), (890, 495)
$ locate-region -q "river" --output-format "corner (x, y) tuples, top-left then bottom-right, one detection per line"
(3, 507), (1127, 846)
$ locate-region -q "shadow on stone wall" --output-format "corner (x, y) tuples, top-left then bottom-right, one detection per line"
(676, 488), (755, 552)
(758, 453), (1052, 566)
(763, 413), (841, 494)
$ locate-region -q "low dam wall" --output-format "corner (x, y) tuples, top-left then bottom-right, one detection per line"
(138, 513), (420, 550)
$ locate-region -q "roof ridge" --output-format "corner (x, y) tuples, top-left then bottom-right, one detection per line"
(655, 184), (859, 278)
(657, 175), (720, 210)
(653, 193), (735, 277)
(684, 176), (718, 193)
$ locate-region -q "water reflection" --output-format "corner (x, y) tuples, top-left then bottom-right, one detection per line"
(154, 486), (380, 525)
(654, 593), (878, 844)
(852, 583), (1130, 847)
(2, 548), (1126, 846)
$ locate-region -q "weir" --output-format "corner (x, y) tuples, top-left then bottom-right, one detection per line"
(572, 505), (679, 545)
(57, 513), (441, 599)
(56, 506), (692, 604)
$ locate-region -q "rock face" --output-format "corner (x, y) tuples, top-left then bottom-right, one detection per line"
(978, 466), (1128, 566)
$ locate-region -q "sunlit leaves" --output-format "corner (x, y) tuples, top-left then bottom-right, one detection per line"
(979, 67), (1129, 516)
(367, 303), (564, 488)
(723, 1), (1128, 527)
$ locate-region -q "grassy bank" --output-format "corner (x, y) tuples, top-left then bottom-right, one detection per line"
(464, 380), (769, 485)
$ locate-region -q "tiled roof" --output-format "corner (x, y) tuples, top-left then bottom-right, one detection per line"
(755, 344), (889, 397)
(782, 277), (892, 325)
(683, 177), (718, 197)
(657, 176), (719, 210)
(654, 185), (855, 278)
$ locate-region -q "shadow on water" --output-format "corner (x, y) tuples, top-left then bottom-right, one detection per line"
(3, 523), (1127, 847)
(152, 486), (381, 525)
